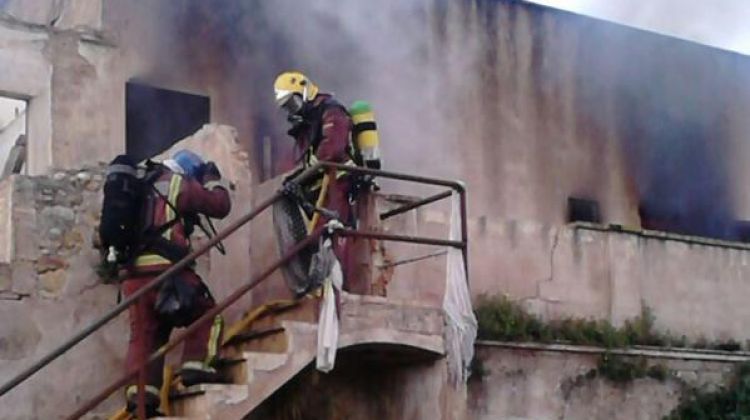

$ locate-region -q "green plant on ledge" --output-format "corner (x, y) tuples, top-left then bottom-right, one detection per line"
(474, 293), (742, 351)
(474, 293), (664, 348)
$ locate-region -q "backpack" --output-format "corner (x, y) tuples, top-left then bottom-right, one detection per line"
(99, 156), (172, 266)
(100, 155), (145, 265)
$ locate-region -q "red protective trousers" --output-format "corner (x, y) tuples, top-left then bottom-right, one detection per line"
(123, 270), (218, 388)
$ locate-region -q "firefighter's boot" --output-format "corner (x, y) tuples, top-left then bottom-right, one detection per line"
(179, 361), (225, 387)
(125, 385), (163, 418)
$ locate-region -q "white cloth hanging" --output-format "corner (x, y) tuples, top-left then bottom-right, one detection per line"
(443, 191), (478, 385)
(316, 238), (342, 373)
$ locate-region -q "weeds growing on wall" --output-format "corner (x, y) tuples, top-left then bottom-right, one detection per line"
(664, 363), (750, 420)
(561, 353), (670, 397)
(474, 294), (744, 351)
(595, 353), (669, 383)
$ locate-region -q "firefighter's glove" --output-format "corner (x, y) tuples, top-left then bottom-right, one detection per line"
(324, 219), (345, 236)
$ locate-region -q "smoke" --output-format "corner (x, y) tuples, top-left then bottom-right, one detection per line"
(109, 0), (744, 238)
(530, 0), (750, 55)
(168, 0), (472, 185)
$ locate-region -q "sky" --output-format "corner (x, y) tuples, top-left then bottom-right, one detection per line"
(529, 0), (750, 55)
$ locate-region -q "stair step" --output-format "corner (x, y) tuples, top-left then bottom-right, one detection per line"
(224, 326), (285, 346)
(243, 351), (288, 371)
(170, 384), (249, 418)
(222, 351), (290, 385)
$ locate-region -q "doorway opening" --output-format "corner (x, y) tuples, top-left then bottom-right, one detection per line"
(126, 81), (210, 162)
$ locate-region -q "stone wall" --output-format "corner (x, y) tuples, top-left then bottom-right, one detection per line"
(469, 342), (743, 420)
(0, 165), (126, 419)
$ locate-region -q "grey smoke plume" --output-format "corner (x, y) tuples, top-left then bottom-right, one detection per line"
(180, 0), (471, 180)
(112, 0), (744, 237)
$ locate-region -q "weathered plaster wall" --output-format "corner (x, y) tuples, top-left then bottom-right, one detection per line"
(0, 0), (123, 175)
(469, 342), (740, 420)
(1, 0), (102, 29)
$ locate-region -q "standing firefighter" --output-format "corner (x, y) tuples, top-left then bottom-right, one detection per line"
(110, 150), (231, 416)
(273, 70), (355, 281)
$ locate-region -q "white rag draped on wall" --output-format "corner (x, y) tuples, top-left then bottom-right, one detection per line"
(316, 238), (342, 373)
(443, 191), (478, 385)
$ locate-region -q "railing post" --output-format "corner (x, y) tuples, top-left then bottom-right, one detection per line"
(136, 320), (147, 420)
(459, 188), (469, 287)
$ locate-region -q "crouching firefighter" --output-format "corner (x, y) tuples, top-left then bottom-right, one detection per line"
(100, 150), (231, 416)
(273, 70), (357, 284)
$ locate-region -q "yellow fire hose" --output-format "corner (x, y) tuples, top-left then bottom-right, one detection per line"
(107, 407), (131, 420)
(159, 365), (174, 415)
(222, 300), (298, 345)
(307, 172), (331, 233)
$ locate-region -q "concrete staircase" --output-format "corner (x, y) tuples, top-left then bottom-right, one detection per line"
(161, 293), (445, 419)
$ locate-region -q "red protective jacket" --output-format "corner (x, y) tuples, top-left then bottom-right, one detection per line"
(132, 168), (231, 273)
(287, 94), (355, 281)
(289, 93), (353, 168)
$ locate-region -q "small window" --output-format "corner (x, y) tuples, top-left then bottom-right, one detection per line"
(0, 96), (28, 178)
(567, 197), (601, 224)
(126, 81), (210, 162)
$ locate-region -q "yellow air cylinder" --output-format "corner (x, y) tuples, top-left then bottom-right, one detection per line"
(350, 100), (381, 169)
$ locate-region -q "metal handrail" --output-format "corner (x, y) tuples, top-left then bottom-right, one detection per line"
(0, 162), (323, 398)
(380, 189), (453, 220)
(0, 161), (468, 419)
(66, 225), (327, 419)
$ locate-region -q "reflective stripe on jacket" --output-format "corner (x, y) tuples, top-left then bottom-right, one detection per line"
(133, 169), (231, 273)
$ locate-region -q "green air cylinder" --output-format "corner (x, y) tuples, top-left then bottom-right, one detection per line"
(350, 100), (381, 169)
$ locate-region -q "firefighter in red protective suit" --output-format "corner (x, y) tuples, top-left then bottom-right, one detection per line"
(274, 71), (355, 282)
(122, 150), (231, 415)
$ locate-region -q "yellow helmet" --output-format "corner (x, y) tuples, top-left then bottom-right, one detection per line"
(273, 71), (320, 111)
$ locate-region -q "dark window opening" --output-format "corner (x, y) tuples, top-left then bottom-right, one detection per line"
(567, 197), (601, 224)
(126, 81), (210, 162)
